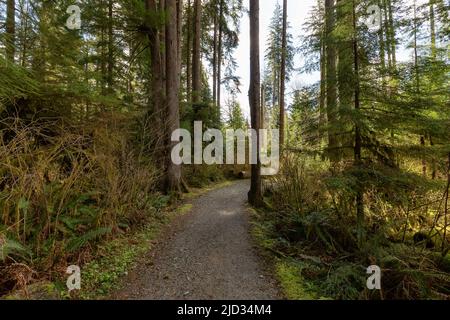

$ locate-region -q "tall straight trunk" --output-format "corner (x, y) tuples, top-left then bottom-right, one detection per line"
(352, 0), (364, 242)
(192, 0), (202, 103)
(20, 1), (30, 67)
(177, 0), (183, 79)
(387, 0), (396, 68)
(413, 0), (420, 92)
(107, 0), (114, 91)
(248, 0), (263, 207)
(165, 0), (182, 192)
(378, 0), (386, 75)
(430, 0), (436, 59)
(186, 0), (192, 102)
(337, 0), (353, 157)
(160, 0), (167, 93)
(319, 34), (326, 145)
(100, 1), (107, 95)
(279, 0), (287, 150)
(325, 0), (339, 162)
(146, 0), (165, 142)
(217, 0), (224, 110)
(213, 6), (218, 106)
(6, 0), (15, 63)
(318, 0), (326, 145)
(382, 0), (392, 69)
(430, 0), (437, 179)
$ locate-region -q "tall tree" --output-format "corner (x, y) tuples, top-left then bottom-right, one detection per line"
(279, 0), (287, 150)
(185, 0), (192, 102)
(107, 0), (114, 91)
(192, 0), (202, 103)
(248, 0), (263, 207)
(165, 0), (182, 192)
(6, 0), (16, 63)
(351, 0), (364, 242)
(325, 0), (339, 162)
(146, 0), (164, 111)
(216, 0), (224, 110)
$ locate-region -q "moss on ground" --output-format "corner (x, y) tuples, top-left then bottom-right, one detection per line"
(249, 207), (330, 301)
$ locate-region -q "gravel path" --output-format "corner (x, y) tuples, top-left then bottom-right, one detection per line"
(114, 180), (280, 300)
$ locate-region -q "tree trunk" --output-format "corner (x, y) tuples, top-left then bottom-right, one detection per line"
(325, 0), (339, 162)
(319, 0), (326, 146)
(146, 0), (165, 164)
(165, 0), (182, 193)
(213, 4), (218, 106)
(186, 0), (192, 102)
(430, 0), (436, 59)
(6, 0), (15, 63)
(192, 0), (202, 103)
(279, 0), (287, 150)
(378, 0), (386, 77)
(160, 0), (167, 94)
(107, 0), (114, 91)
(337, 0), (353, 158)
(387, 0), (396, 68)
(217, 0), (224, 111)
(177, 0), (183, 79)
(248, 0), (263, 207)
(382, 0), (392, 69)
(352, 0), (365, 243)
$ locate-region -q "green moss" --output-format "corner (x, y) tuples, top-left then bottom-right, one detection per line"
(275, 260), (330, 300)
(176, 204), (193, 215)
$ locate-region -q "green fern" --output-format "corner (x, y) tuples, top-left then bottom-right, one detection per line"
(0, 238), (32, 262)
(65, 227), (112, 253)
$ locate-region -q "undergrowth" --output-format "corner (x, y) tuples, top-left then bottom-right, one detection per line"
(0, 113), (166, 298)
(252, 154), (450, 300)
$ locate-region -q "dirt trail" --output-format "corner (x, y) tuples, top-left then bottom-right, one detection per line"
(114, 180), (280, 300)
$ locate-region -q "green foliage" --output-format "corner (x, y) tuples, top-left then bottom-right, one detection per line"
(0, 237), (32, 262)
(254, 156), (450, 300)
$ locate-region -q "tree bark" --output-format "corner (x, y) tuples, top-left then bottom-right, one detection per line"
(192, 0), (202, 103)
(186, 0), (192, 102)
(146, 0), (165, 164)
(248, 0), (263, 207)
(213, 4), (218, 106)
(337, 0), (353, 158)
(107, 0), (114, 91)
(430, 0), (436, 59)
(387, 0), (396, 68)
(6, 0), (15, 63)
(325, 0), (339, 162)
(165, 0), (182, 193)
(279, 0), (287, 150)
(177, 0), (183, 78)
(217, 0), (224, 110)
(352, 0), (365, 243)
(382, 0), (392, 69)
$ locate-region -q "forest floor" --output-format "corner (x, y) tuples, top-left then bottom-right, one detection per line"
(112, 180), (281, 300)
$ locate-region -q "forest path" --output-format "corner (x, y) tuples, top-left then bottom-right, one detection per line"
(113, 180), (280, 300)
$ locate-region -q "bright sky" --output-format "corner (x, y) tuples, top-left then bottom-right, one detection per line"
(227, 0), (431, 119)
(232, 0), (317, 119)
